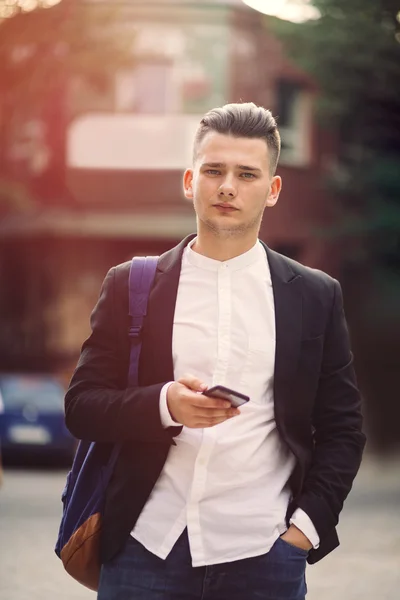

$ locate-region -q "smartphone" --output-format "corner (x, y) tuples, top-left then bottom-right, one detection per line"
(202, 385), (250, 408)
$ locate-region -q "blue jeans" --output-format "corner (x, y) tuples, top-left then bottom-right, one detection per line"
(98, 529), (308, 600)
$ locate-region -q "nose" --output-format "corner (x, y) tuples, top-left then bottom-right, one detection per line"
(218, 180), (237, 198)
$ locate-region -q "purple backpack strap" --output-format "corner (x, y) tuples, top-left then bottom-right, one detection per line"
(128, 256), (159, 386)
(54, 255), (159, 590)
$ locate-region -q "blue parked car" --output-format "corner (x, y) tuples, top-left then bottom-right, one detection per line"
(0, 373), (76, 464)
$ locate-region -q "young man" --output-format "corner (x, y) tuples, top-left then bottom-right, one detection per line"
(65, 102), (366, 600)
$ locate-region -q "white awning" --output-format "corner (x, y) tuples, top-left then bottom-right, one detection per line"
(67, 114), (203, 171)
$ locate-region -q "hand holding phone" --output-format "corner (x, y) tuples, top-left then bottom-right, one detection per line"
(167, 375), (241, 429)
(202, 385), (249, 409)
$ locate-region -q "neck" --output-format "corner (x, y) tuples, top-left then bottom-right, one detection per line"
(192, 228), (259, 262)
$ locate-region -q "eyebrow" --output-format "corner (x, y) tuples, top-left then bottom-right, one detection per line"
(202, 162), (262, 173)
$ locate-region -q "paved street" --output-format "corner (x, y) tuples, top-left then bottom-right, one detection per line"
(0, 453), (399, 600)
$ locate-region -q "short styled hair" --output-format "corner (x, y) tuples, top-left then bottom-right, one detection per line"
(193, 102), (281, 174)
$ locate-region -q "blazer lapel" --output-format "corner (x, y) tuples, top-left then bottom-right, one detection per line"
(141, 234), (197, 385)
(264, 246), (303, 431)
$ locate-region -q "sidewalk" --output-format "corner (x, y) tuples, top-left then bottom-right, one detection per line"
(0, 453), (398, 600)
(306, 453), (400, 600)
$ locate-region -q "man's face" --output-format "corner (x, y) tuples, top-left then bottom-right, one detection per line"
(183, 132), (282, 239)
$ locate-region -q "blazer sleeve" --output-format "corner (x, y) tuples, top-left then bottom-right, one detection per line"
(64, 267), (180, 445)
(296, 279), (366, 539)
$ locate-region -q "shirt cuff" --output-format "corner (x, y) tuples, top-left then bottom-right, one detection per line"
(290, 508), (320, 549)
(159, 382), (183, 428)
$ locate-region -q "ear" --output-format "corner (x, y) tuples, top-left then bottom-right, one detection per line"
(265, 175), (282, 208)
(183, 168), (194, 199)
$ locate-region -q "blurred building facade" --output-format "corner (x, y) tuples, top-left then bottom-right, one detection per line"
(0, 0), (339, 375)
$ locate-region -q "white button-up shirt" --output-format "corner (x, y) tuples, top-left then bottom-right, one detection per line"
(131, 239), (319, 566)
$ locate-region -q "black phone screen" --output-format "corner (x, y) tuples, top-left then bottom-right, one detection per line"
(202, 385), (250, 408)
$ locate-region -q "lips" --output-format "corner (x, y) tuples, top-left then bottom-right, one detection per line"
(214, 203), (238, 211)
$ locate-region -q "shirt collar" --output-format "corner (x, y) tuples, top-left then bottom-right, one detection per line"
(185, 237), (267, 273)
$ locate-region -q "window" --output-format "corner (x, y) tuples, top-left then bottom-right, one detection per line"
(115, 61), (176, 114)
(276, 79), (312, 167)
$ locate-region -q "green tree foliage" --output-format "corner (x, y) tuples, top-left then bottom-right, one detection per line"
(272, 0), (400, 273)
(273, 3), (400, 451)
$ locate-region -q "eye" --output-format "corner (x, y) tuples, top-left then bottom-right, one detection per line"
(240, 172), (256, 179)
(206, 169), (221, 176)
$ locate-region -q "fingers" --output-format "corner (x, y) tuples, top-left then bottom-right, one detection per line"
(177, 374), (232, 408)
(191, 396), (231, 410)
(170, 377), (242, 429)
(191, 407), (240, 429)
(194, 407), (239, 420)
(192, 415), (237, 428)
(177, 373), (208, 393)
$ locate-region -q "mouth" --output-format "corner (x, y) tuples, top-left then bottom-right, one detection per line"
(213, 203), (239, 212)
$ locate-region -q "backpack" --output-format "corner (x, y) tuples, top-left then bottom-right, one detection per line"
(55, 256), (159, 590)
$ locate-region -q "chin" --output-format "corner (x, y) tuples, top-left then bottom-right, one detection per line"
(204, 220), (245, 237)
